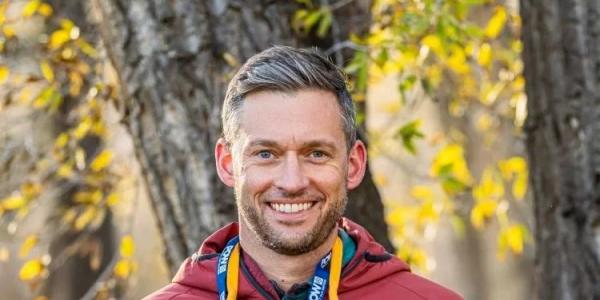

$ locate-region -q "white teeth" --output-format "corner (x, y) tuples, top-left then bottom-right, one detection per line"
(271, 202), (313, 213)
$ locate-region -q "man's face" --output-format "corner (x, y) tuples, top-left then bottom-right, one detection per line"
(224, 89), (360, 255)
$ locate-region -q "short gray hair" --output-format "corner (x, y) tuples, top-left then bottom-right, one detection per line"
(221, 46), (357, 150)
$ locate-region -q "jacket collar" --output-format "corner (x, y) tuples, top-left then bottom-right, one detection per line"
(172, 218), (410, 298)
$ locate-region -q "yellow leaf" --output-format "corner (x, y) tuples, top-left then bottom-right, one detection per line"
(114, 259), (136, 279)
(68, 71), (82, 96)
(74, 206), (96, 231)
(54, 133), (69, 148)
(421, 34), (444, 56)
(57, 163), (73, 178)
(512, 175), (528, 200)
(48, 29), (70, 49)
(498, 156), (527, 180)
(37, 3), (53, 17)
(447, 46), (469, 74)
(0, 65), (8, 82)
(485, 7), (507, 39)
(19, 235), (38, 258)
(19, 259), (43, 281)
(472, 168), (504, 202)
(1, 195), (26, 210)
(90, 150), (113, 172)
(21, 182), (41, 199)
(417, 201), (439, 224)
(106, 193), (119, 206)
(470, 199), (497, 229)
(397, 245), (429, 271)
(120, 235), (135, 258)
(222, 52), (238, 67)
(476, 113), (493, 132)
(76, 39), (97, 57)
(59, 18), (75, 31)
(498, 224), (528, 256)
(40, 60), (54, 82)
(74, 190), (102, 204)
(410, 185), (433, 201)
(477, 43), (492, 67)
(430, 144), (473, 185)
(22, 0), (41, 17)
(2, 26), (16, 38)
(73, 117), (92, 139)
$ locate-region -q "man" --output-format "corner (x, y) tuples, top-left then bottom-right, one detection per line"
(145, 46), (462, 300)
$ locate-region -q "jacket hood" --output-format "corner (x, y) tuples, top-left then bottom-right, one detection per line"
(171, 218), (410, 298)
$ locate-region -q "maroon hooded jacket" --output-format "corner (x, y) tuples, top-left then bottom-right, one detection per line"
(143, 218), (463, 300)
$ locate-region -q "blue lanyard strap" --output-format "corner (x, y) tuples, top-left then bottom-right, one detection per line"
(216, 236), (240, 300)
(216, 235), (341, 300)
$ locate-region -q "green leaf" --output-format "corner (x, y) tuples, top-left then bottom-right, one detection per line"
(303, 10), (323, 32)
(395, 120), (425, 154)
(316, 9), (332, 37)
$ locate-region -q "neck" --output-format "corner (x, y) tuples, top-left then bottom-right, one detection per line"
(239, 224), (338, 292)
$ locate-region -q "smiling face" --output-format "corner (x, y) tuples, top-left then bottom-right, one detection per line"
(215, 89), (367, 255)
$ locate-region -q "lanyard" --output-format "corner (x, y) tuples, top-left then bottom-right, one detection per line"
(216, 234), (343, 300)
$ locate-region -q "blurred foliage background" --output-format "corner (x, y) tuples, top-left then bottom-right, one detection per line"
(0, 0), (536, 299)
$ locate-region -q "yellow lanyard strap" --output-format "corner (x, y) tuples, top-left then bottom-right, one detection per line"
(225, 243), (241, 300)
(225, 236), (343, 300)
(328, 236), (343, 300)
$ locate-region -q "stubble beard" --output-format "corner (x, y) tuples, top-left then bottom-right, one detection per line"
(237, 190), (347, 256)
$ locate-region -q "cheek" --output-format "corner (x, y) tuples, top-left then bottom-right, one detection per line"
(306, 165), (347, 194)
(237, 165), (274, 197)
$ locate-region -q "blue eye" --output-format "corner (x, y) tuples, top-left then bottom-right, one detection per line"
(257, 150), (272, 159)
(310, 151), (326, 159)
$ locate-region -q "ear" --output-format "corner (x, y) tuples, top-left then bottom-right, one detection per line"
(347, 140), (367, 190)
(215, 138), (235, 187)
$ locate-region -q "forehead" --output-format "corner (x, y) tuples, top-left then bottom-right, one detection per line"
(238, 89), (345, 147)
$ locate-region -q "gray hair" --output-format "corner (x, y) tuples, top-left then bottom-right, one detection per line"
(221, 45), (357, 150)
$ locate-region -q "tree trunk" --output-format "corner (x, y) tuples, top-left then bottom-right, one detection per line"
(93, 0), (393, 274)
(520, 0), (600, 298)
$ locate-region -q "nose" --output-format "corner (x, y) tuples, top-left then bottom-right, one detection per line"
(274, 153), (309, 195)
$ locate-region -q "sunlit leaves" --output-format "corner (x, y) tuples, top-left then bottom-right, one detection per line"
(114, 235), (137, 279)
(22, 0), (41, 17)
(0, 64), (8, 82)
(485, 6), (507, 39)
(48, 29), (69, 50)
(114, 259), (136, 279)
(90, 150), (113, 172)
(498, 224), (529, 259)
(1, 195), (27, 210)
(40, 60), (54, 82)
(19, 235), (39, 258)
(19, 258), (45, 281)
(2, 1), (122, 295)
(498, 156), (528, 200)
(430, 144), (472, 194)
(120, 235), (135, 258)
(74, 206), (97, 231)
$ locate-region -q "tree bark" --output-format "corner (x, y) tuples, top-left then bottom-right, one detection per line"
(520, 0), (600, 298)
(93, 0), (393, 274)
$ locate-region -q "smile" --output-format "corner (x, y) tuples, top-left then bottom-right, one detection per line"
(269, 202), (315, 214)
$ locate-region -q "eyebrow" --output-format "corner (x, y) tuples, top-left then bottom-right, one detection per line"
(246, 139), (337, 151)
